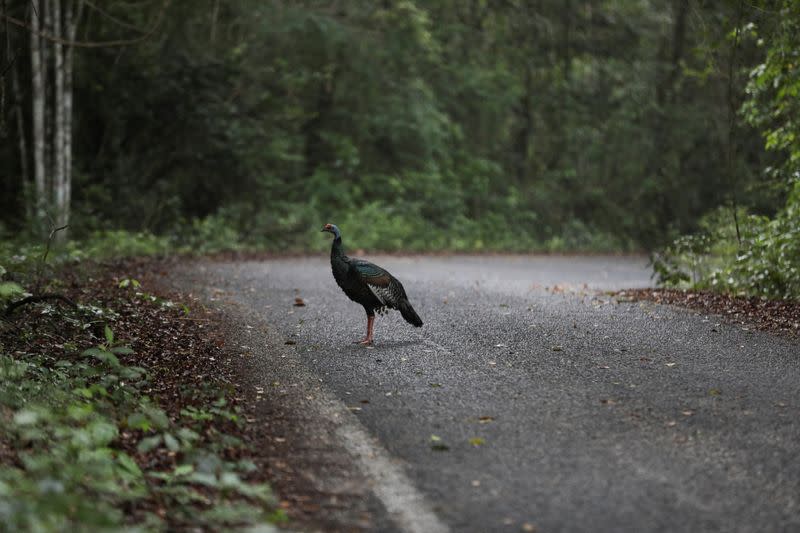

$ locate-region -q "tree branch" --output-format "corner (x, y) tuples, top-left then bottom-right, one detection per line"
(1, 0), (170, 48)
(5, 293), (78, 316)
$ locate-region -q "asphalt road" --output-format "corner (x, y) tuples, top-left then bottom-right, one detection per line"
(166, 255), (800, 533)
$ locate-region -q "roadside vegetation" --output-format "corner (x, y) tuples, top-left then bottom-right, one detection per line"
(653, 3), (800, 300)
(0, 245), (285, 530)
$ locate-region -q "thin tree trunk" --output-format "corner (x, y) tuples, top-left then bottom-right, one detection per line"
(30, 0), (46, 224)
(562, 0), (571, 81)
(63, 0), (82, 235)
(210, 0), (219, 43)
(1, 0), (8, 136)
(12, 56), (30, 221)
(53, 0), (66, 234)
(512, 65), (533, 184)
(43, 0), (53, 200)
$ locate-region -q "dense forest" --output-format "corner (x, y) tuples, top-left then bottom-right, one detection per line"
(1, 1), (798, 258)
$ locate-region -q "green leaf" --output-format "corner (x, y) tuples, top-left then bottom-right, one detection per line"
(13, 409), (39, 426)
(164, 433), (180, 452)
(0, 281), (24, 299)
(117, 452), (143, 478)
(87, 421), (118, 446)
(88, 349), (120, 368)
(127, 412), (152, 431)
(137, 435), (162, 452)
(174, 464), (195, 476)
(430, 434), (449, 451)
(145, 407), (170, 430)
(111, 346), (134, 355)
(104, 325), (114, 345)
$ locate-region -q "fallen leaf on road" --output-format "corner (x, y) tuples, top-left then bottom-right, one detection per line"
(478, 416), (495, 423)
(709, 388), (722, 396)
(665, 362), (676, 367)
(522, 523), (537, 532)
(551, 345), (563, 351)
(666, 420), (677, 427)
(293, 297), (306, 307)
(468, 437), (485, 447)
(284, 340), (296, 345)
(430, 435), (449, 451)
(682, 410), (694, 416)
(600, 398), (616, 405)
(429, 382), (442, 388)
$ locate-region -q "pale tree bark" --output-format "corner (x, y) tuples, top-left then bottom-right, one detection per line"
(210, 0), (219, 43)
(63, 1), (82, 233)
(30, 0), (47, 224)
(53, 0), (67, 234)
(43, 0), (52, 197)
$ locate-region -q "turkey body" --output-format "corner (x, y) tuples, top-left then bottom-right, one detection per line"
(323, 223), (422, 344)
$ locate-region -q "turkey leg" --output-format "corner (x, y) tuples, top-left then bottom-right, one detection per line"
(355, 314), (375, 345)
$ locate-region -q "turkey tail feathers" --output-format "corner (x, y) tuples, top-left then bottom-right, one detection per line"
(399, 299), (423, 327)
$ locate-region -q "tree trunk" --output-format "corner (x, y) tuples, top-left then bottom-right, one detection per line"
(53, 0), (67, 236)
(30, 0), (47, 225)
(43, 0), (53, 199)
(512, 65), (533, 184)
(12, 54), (30, 221)
(63, 1), (82, 235)
(210, 0), (220, 43)
(562, 0), (572, 81)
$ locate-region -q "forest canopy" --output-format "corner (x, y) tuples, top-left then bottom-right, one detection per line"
(1, 0), (798, 254)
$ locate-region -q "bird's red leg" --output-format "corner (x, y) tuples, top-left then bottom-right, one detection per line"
(356, 315), (375, 345)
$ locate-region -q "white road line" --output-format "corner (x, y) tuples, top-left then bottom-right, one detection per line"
(318, 394), (450, 533)
(262, 322), (451, 533)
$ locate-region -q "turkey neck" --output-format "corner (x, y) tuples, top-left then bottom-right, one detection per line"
(330, 236), (349, 278)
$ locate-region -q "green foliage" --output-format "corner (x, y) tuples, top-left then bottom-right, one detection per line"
(710, 186), (800, 299)
(742, 1), (800, 183)
(655, 1), (800, 300)
(0, 308), (277, 530)
(4, 0), (790, 252)
(654, 185), (800, 299)
(73, 230), (172, 259)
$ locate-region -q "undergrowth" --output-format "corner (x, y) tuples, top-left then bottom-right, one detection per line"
(0, 262), (284, 531)
(653, 182), (800, 300)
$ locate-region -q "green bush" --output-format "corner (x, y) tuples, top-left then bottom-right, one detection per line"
(0, 286), (278, 530)
(654, 183), (800, 299)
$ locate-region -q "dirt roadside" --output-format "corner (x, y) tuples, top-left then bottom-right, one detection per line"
(141, 258), (398, 532)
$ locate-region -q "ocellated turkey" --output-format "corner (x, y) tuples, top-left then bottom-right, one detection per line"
(321, 223), (423, 345)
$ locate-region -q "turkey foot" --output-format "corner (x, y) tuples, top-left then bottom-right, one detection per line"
(354, 315), (375, 345)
